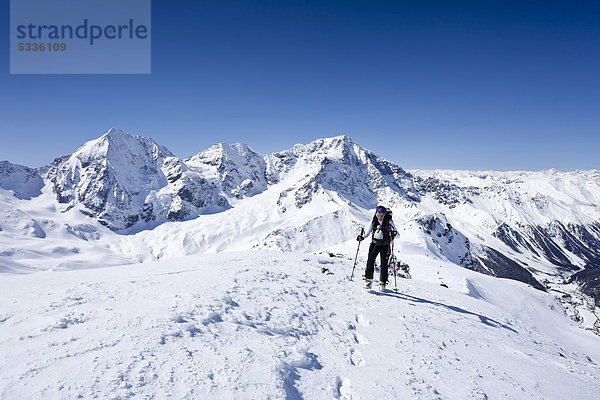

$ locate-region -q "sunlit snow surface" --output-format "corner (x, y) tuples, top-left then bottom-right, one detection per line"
(1, 250), (599, 399)
(2, 133), (600, 398)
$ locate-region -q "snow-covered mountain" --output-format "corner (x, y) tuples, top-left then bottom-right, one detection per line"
(409, 169), (600, 328)
(1, 128), (599, 332)
(46, 128), (226, 231)
(186, 142), (268, 200)
(0, 160), (43, 199)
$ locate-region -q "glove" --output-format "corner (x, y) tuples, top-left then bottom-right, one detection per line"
(391, 231), (397, 239)
(356, 235), (364, 241)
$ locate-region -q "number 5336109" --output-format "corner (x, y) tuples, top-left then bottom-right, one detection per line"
(18, 43), (67, 52)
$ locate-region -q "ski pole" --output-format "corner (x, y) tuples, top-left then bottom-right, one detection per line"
(390, 233), (398, 292)
(350, 228), (364, 281)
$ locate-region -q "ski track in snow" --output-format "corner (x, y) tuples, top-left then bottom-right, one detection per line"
(1, 251), (600, 399)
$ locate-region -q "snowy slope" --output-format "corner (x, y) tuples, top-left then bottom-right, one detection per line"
(1, 250), (599, 399)
(410, 169), (600, 330)
(1, 130), (600, 333)
(0, 186), (132, 272)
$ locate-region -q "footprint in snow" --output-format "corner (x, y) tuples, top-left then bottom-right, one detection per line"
(355, 314), (373, 327)
(353, 332), (368, 344)
(170, 314), (188, 324)
(336, 376), (353, 399)
(350, 349), (365, 367)
(201, 312), (223, 325)
(61, 295), (86, 306)
(221, 295), (240, 308)
(43, 313), (88, 331)
(470, 388), (489, 400)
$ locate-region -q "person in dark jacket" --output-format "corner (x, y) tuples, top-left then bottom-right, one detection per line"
(357, 205), (398, 289)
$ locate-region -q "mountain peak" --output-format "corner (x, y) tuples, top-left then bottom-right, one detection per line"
(104, 127), (128, 138)
(75, 128), (173, 162)
(284, 135), (358, 161)
(47, 128), (182, 230)
(214, 142), (258, 156)
(188, 142), (262, 166)
(310, 135), (355, 149)
(95, 127), (138, 145)
(326, 134), (353, 142)
(101, 128), (146, 148)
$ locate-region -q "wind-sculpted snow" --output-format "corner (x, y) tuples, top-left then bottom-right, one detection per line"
(256, 210), (355, 252)
(0, 206), (46, 239)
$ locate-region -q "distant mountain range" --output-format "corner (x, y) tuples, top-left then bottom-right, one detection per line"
(1, 128), (599, 332)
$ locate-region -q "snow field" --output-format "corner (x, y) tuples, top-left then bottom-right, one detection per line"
(1, 250), (600, 399)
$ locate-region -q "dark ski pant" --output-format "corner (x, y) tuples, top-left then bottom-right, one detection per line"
(365, 241), (390, 283)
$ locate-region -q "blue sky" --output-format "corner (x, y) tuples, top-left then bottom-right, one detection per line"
(1, 0), (599, 170)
